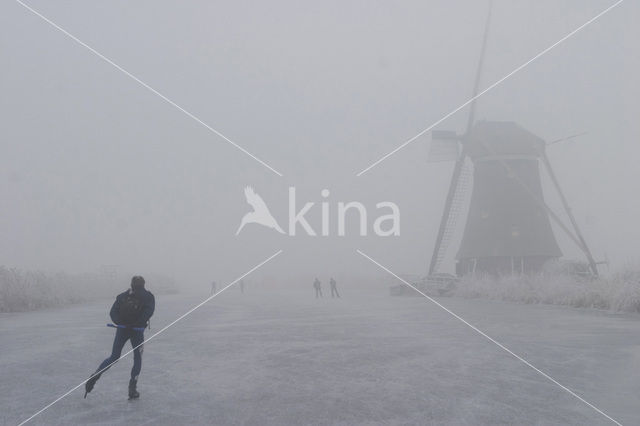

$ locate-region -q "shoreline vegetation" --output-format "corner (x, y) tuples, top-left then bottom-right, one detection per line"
(0, 266), (177, 313)
(451, 267), (640, 313)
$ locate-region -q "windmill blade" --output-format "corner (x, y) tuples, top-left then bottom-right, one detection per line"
(547, 131), (587, 146)
(428, 0), (492, 276)
(541, 152), (599, 276)
(428, 153), (470, 276)
(466, 0), (493, 132)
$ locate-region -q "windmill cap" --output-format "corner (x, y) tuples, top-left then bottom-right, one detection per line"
(464, 121), (545, 159)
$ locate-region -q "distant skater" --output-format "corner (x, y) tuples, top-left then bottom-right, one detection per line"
(211, 280), (217, 296)
(239, 279), (245, 294)
(330, 277), (340, 298)
(313, 278), (323, 298)
(85, 276), (155, 400)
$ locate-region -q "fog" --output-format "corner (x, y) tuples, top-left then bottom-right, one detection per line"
(1, 0), (638, 288)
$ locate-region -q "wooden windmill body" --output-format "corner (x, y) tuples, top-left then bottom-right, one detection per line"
(455, 121), (562, 275)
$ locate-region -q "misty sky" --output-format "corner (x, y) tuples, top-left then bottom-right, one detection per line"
(1, 0), (638, 286)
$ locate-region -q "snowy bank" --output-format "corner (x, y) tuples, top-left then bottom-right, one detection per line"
(0, 266), (178, 312)
(452, 268), (640, 313)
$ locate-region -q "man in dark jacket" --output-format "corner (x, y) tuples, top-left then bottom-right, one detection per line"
(85, 276), (155, 399)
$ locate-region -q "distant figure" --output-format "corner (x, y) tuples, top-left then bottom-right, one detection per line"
(239, 279), (245, 294)
(85, 276), (155, 400)
(313, 278), (323, 298)
(211, 281), (217, 296)
(236, 186), (285, 235)
(330, 277), (340, 298)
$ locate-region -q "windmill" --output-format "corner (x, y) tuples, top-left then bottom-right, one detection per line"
(427, 1), (599, 278)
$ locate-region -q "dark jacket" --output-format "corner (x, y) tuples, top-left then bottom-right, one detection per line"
(109, 288), (155, 328)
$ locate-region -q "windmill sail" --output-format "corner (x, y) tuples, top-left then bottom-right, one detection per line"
(427, 0), (492, 276)
(431, 159), (472, 273)
(541, 152), (598, 275)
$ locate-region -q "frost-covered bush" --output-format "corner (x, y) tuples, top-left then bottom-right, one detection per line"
(452, 267), (640, 313)
(0, 266), (178, 312)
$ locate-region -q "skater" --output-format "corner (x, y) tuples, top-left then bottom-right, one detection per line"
(84, 276), (155, 400)
(313, 278), (323, 298)
(239, 279), (245, 294)
(210, 280), (217, 296)
(330, 277), (340, 298)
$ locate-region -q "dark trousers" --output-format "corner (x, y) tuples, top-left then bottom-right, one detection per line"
(97, 327), (144, 380)
(331, 286), (340, 298)
(315, 287), (322, 298)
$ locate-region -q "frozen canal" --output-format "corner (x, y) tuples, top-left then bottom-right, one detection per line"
(2, 286), (639, 425)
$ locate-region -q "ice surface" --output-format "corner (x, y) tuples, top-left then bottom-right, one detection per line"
(2, 287), (638, 425)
